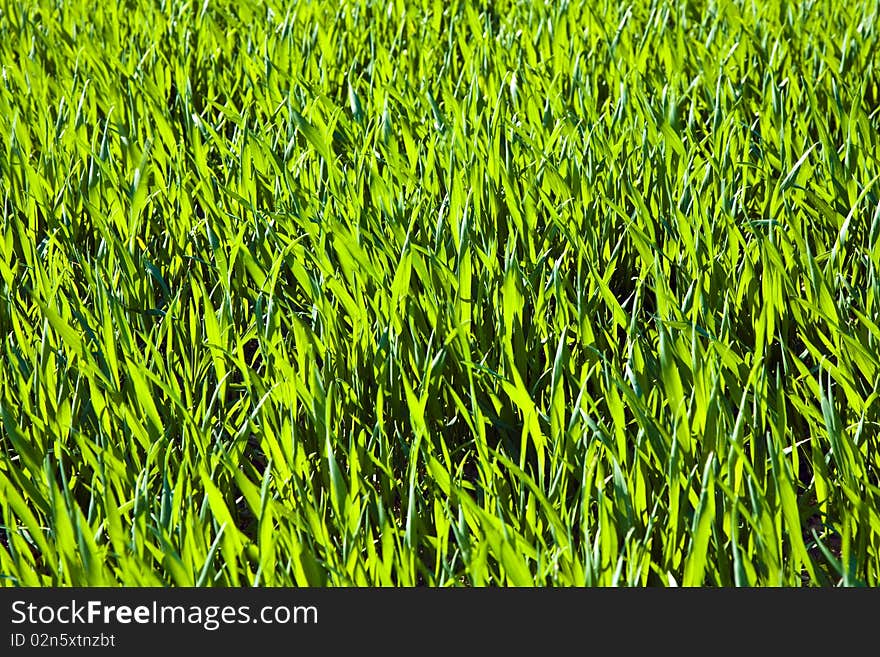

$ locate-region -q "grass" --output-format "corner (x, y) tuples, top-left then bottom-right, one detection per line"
(1, 0), (879, 586)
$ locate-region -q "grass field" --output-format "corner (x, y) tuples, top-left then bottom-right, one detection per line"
(1, 0), (879, 586)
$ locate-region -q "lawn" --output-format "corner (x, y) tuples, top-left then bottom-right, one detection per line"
(1, 0), (879, 586)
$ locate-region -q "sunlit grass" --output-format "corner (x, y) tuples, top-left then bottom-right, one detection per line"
(1, 0), (879, 586)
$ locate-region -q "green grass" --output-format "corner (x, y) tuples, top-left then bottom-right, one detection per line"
(1, 0), (879, 586)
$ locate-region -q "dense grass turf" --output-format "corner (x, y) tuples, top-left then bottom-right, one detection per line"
(1, 0), (879, 586)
